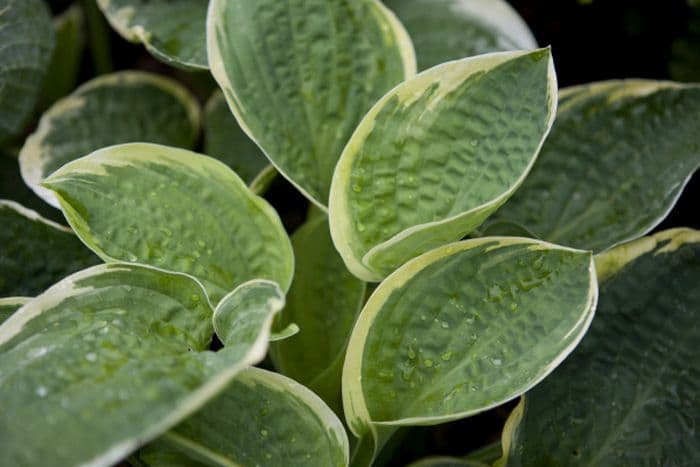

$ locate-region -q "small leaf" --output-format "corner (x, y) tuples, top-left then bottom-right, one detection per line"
(0, 263), (278, 467)
(203, 90), (270, 184)
(492, 80), (700, 252)
(43, 143), (294, 305)
(498, 229), (700, 466)
(330, 49), (558, 281)
(384, 0), (537, 70)
(20, 71), (200, 208)
(0, 0), (55, 144)
(0, 297), (29, 324)
(96, 0), (208, 70)
(342, 237), (596, 463)
(207, 0), (416, 207)
(270, 216), (366, 413)
(0, 200), (100, 296)
(136, 368), (349, 467)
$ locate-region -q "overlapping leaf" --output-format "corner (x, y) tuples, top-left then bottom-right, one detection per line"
(270, 216), (366, 413)
(97, 0), (208, 70)
(493, 80), (700, 252)
(342, 237), (597, 464)
(330, 49), (557, 281)
(136, 368), (349, 467)
(0, 263), (280, 467)
(384, 0), (537, 70)
(0, 0), (55, 144)
(43, 143), (293, 304)
(20, 71), (200, 207)
(499, 229), (700, 466)
(0, 200), (99, 296)
(203, 90), (270, 185)
(207, 0), (416, 207)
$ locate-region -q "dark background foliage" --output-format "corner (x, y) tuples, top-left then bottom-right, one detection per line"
(41, 0), (700, 464)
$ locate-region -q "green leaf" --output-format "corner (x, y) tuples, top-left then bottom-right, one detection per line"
(0, 297), (29, 324)
(136, 368), (349, 467)
(342, 237), (596, 464)
(407, 457), (486, 467)
(0, 200), (100, 296)
(207, 0), (416, 207)
(329, 49), (558, 281)
(213, 280), (285, 347)
(270, 216), (366, 413)
(20, 71), (200, 208)
(492, 80), (700, 252)
(498, 228), (700, 466)
(384, 0), (537, 71)
(43, 143), (294, 305)
(203, 90), (270, 185)
(96, 0), (208, 70)
(0, 263), (280, 467)
(0, 0), (55, 145)
(37, 3), (85, 109)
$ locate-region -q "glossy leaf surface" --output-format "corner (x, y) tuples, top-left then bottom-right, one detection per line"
(343, 238), (596, 461)
(0, 200), (99, 296)
(0, 0), (54, 144)
(270, 216), (366, 412)
(330, 49), (557, 280)
(203, 90), (269, 184)
(20, 71), (200, 208)
(43, 143), (293, 304)
(207, 0), (416, 206)
(97, 0), (208, 70)
(384, 0), (536, 70)
(493, 80), (700, 252)
(500, 229), (700, 466)
(0, 263), (279, 467)
(137, 368), (349, 467)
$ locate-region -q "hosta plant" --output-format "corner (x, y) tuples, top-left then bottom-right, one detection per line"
(1, 0), (698, 466)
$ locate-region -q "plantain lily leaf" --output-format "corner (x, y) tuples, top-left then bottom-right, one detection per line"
(0, 0), (55, 144)
(207, 0), (416, 207)
(203, 90), (271, 185)
(37, 3), (85, 109)
(43, 143), (293, 305)
(407, 457), (485, 467)
(20, 71), (200, 208)
(270, 216), (366, 413)
(330, 49), (558, 281)
(342, 237), (597, 465)
(0, 263), (280, 467)
(384, 0), (537, 71)
(492, 80), (700, 252)
(213, 280), (285, 347)
(0, 200), (100, 296)
(135, 368), (349, 467)
(498, 229), (700, 466)
(96, 0), (208, 70)
(0, 297), (29, 324)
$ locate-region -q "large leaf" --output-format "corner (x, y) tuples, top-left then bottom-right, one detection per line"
(207, 0), (416, 207)
(384, 0), (537, 71)
(270, 216), (366, 413)
(0, 0), (55, 144)
(96, 0), (208, 70)
(342, 237), (597, 465)
(0, 263), (280, 467)
(135, 368), (349, 467)
(492, 80), (700, 252)
(0, 200), (99, 296)
(43, 143), (293, 304)
(329, 49), (557, 281)
(499, 229), (700, 466)
(20, 71), (200, 208)
(0, 296), (29, 324)
(203, 90), (270, 185)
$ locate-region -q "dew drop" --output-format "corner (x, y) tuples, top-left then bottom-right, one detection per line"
(85, 352), (97, 362)
(441, 321), (450, 329)
(510, 302), (518, 311)
(27, 347), (48, 359)
(191, 294), (200, 302)
(491, 357), (502, 366)
(352, 184), (362, 193)
(36, 386), (48, 397)
(424, 359), (434, 368)
(441, 351), (452, 361)
(260, 429), (269, 438)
